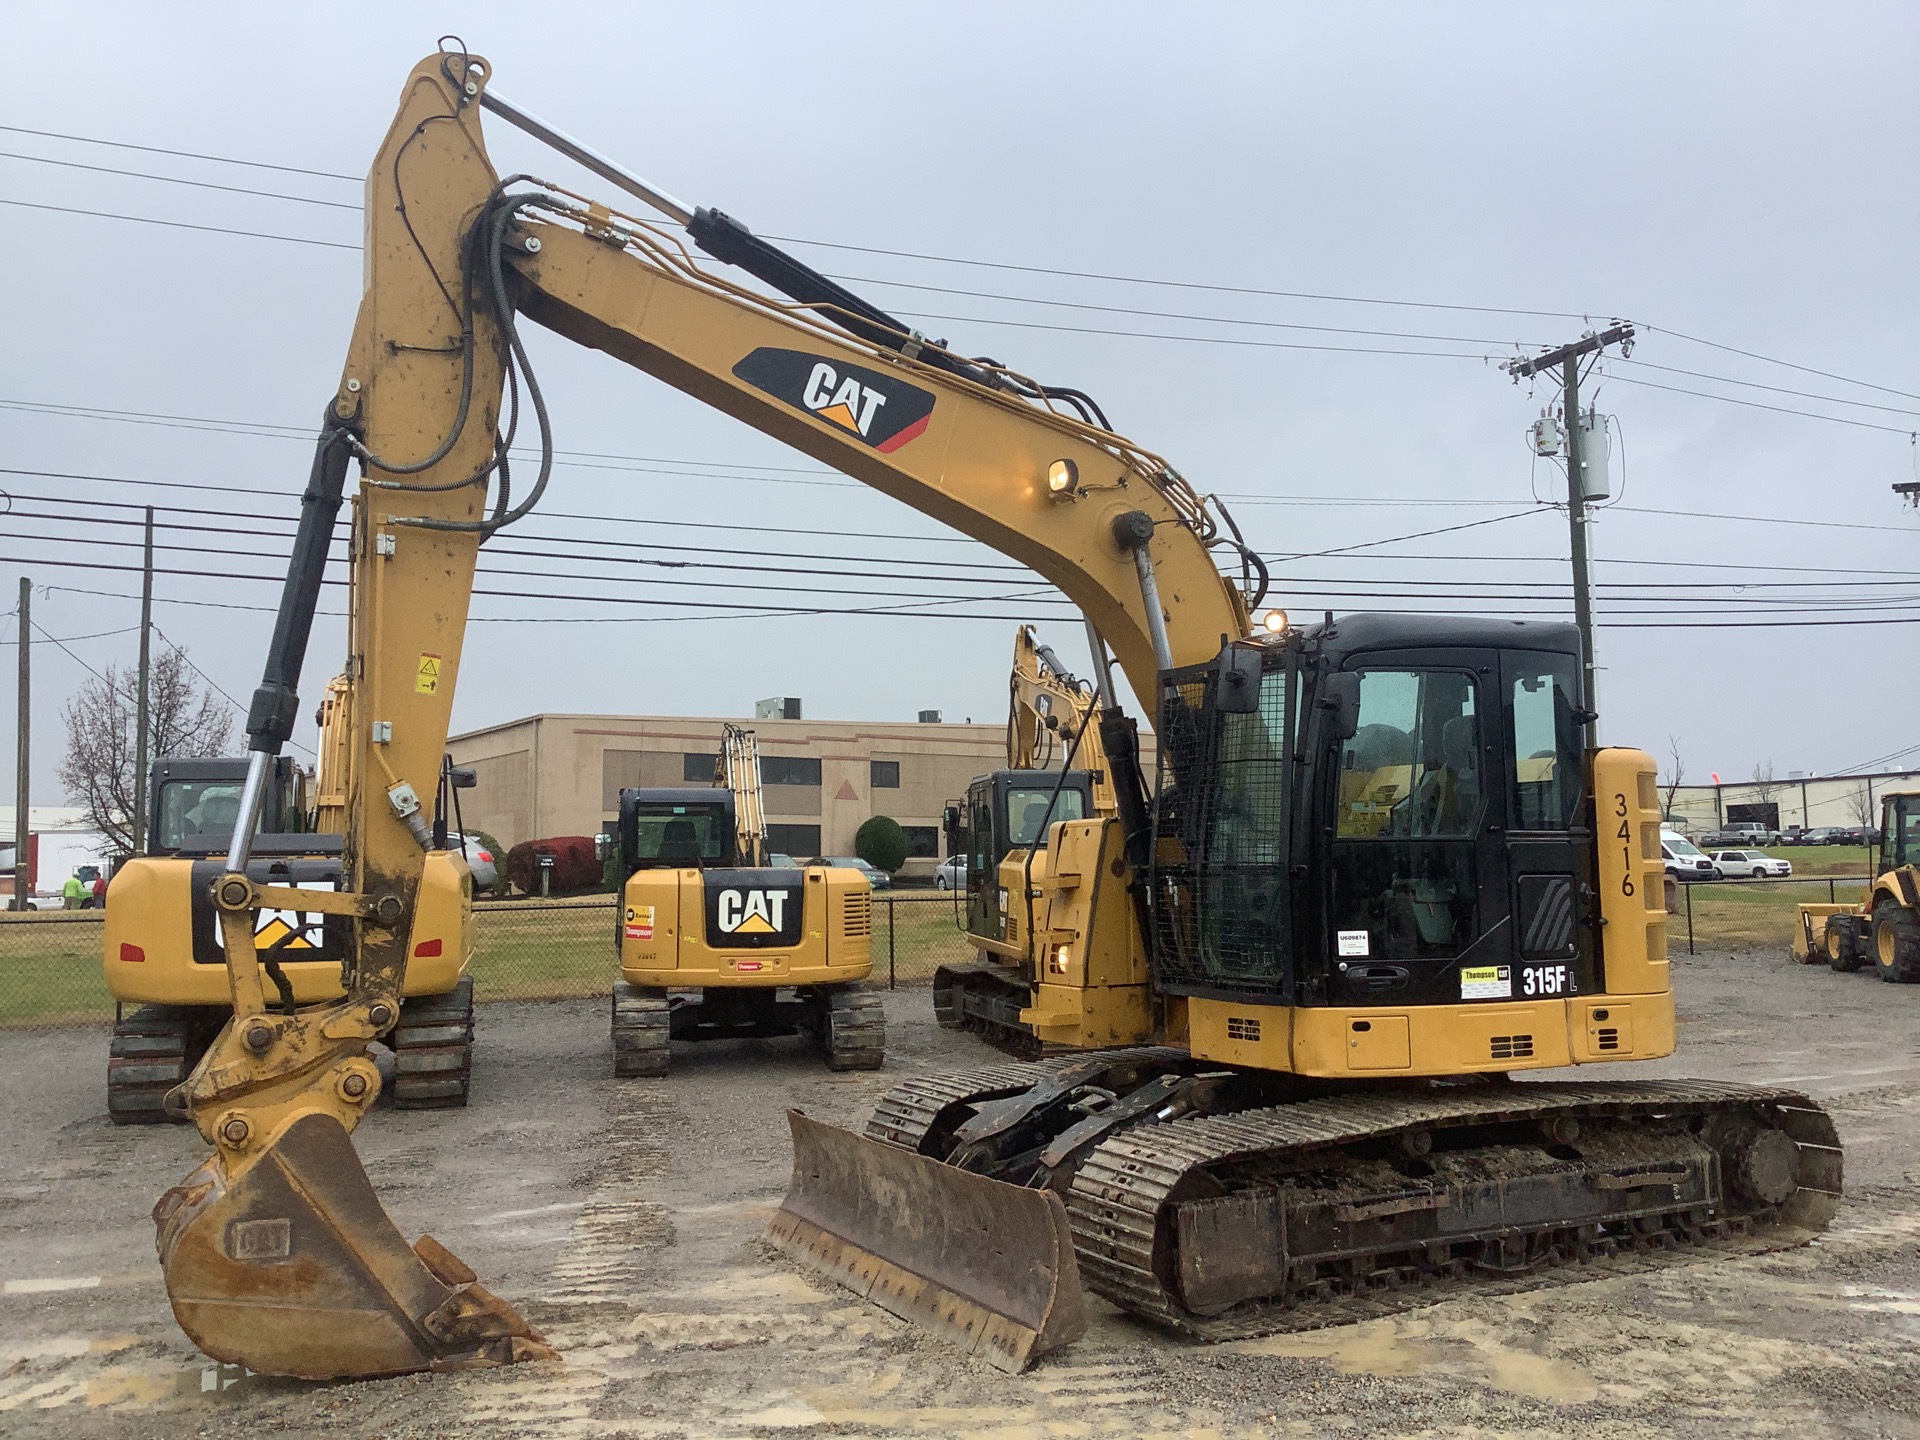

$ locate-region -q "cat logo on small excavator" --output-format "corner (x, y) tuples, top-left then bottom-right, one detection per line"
(717, 889), (787, 934)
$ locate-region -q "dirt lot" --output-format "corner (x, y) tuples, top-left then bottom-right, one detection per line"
(3, 950), (1918, 1439)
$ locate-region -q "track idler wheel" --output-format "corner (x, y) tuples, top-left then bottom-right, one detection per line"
(155, 1111), (554, 1379)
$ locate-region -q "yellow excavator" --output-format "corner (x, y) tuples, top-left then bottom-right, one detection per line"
(104, 681), (477, 1122)
(608, 717), (882, 1076)
(141, 47), (1840, 1382)
(934, 626), (1116, 1050)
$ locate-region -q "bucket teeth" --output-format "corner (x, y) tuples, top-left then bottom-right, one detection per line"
(770, 1109), (1086, 1373)
(157, 1111), (554, 1379)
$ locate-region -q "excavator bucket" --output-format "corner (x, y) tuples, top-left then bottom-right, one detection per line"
(769, 1110), (1087, 1373)
(155, 1111), (555, 1379)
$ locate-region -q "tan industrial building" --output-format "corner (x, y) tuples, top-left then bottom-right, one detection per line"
(447, 711), (1010, 877)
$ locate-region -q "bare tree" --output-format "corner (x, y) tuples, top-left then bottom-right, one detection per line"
(1663, 736), (1687, 822)
(1847, 784), (1876, 830)
(58, 649), (234, 854)
(1750, 759), (1783, 806)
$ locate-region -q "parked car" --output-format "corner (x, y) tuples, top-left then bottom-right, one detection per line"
(767, 852), (800, 869)
(933, 856), (968, 890)
(1661, 832), (1718, 882)
(1800, 827), (1842, 846)
(1709, 849), (1792, 879)
(1703, 823), (1779, 847)
(808, 855), (890, 889)
(449, 832), (498, 891)
(1830, 827), (1866, 846)
(1777, 826), (1806, 846)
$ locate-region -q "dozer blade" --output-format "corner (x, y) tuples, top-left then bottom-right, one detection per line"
(770, 1109), (1087, 1373)
(154, 1111), (555, 1380)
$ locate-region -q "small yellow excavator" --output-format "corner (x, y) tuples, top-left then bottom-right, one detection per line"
(934, 626), (1118, 1050)
(1792, 787), (1920, 980)
(141, 47), (1840, 1383)
(608, 719), (882, 1076)
(104, 682), (476, 1123)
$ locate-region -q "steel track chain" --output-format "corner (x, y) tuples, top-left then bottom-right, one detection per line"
(1066, 1078), (1842, 1338)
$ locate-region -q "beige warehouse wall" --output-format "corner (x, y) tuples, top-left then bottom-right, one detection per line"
(449, 713), (1011, 874)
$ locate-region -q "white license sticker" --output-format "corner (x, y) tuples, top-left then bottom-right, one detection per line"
(1336, 930), (1371, 957)
(1461, 965), (1512, 1000)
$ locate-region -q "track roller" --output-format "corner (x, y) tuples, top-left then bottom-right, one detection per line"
(612, 981), (670, 1077)
(818, 987), (886, 1071)
(108, 1004), (212, 1126)
(389, 976), (474, 1109)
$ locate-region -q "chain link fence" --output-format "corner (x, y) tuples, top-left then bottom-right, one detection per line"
(0, 890), (978, 1030)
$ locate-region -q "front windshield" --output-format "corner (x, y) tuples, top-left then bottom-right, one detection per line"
(1007, 786), (1087, 846)
(628, 805), (728, 866)
(1665, 833), (1706, 859)
(155, 781), (244, 852)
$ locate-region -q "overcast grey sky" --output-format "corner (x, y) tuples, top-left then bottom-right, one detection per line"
(4, 2), (1917, 811)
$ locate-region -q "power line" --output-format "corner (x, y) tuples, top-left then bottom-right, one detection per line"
(0, 124), (360, 182)
(14, 123), (1913, 417)
(1597, 369), (1918, 437)
(1639, 324), (1920, 405)
(0, 150), (360, 210)
(1613, 357), (1920, 420)
(0, 198), (357, 250)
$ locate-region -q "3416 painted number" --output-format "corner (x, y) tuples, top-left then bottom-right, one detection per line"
(1614, 791), (1636, 897)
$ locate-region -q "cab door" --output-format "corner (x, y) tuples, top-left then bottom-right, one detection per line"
(1323, 649), (1510, 1006)
(1499, 650), (1596, 1001)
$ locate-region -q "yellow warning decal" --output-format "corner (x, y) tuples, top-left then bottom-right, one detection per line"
(415, 653), (442, 695)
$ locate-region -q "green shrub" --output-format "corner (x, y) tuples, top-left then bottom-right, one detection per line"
(854, 815), (908, 874)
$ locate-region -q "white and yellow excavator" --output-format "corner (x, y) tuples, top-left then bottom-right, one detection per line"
(138, 47), (1840, 1382)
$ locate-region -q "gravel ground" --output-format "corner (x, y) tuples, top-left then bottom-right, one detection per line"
(2, 949), (1918, 1439)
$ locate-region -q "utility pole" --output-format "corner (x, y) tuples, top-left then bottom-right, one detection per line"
(13, 578), (28, 911)
(1504, 322), (1634, 748)
(132, 507), (154, 857)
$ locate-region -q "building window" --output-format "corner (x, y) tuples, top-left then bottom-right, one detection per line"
(902, 825), (939, 858)
(871, 760), (901, 789)
(683, 752), (719, 783)
(766, 823), (822, 858)
(762, 756), (822, 787)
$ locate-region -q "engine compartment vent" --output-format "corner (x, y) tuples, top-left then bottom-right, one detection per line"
(1226, 1016), (1262, 1042)
(841, 891), (872, 938)
(1595, 1026), (1620, 1051)
(1490, 1034), (1535, 1061)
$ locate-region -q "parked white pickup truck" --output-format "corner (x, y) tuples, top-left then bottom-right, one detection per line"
(1709, 848), (1793, 879)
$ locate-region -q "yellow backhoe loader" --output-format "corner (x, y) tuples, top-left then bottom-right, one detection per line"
(139, 47), (1839, 1383)
(608, 717), (882, 1076)
(1792, 787), (1920, 980)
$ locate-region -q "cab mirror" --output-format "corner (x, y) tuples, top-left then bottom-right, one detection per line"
(943, 804), (963, 851)
(1215, 644), (1263, 714)
(1319, 672), (1362, 741)
(449, 766), (478, 790)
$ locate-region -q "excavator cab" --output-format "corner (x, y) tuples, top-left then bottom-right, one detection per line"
(1151, 616), (1601, 1031)
(616, 788), (738, 872)
(957, 771), (1097, 946)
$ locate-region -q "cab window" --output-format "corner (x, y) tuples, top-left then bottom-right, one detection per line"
(1329, 668), (1481, 960)
(155, 781), (244, 852)
(627, 805), (727, 866)
(1007, 785), (1087, 846)
(1335, 669), (1481, 840)
(1507, 656), (1581, 831)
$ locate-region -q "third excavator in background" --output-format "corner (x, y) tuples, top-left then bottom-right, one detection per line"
(144, 47), (1840, 1382)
